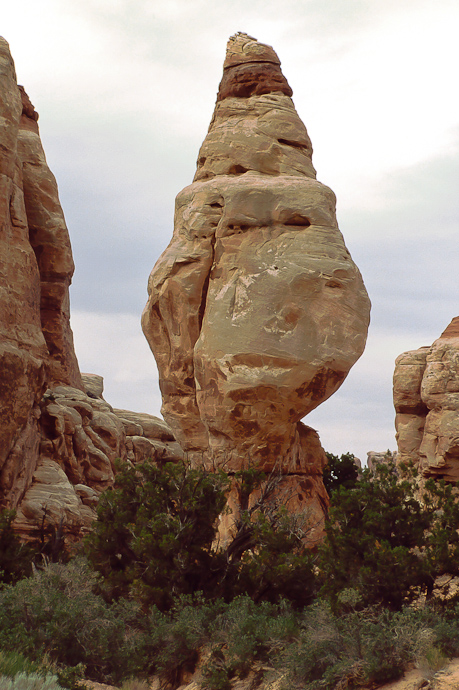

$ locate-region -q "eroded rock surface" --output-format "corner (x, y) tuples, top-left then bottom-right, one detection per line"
(394, 317), (459, 481)
(0, 37), (179, 543)
(142, 32), (370, 514)
(0, 37), (54, 507)
(14, 378), (181, 543)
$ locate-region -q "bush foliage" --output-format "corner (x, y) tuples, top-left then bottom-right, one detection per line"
(3, 453), (459, 688)
(85, 460), (317, 610)
(319, 459), (459, 610)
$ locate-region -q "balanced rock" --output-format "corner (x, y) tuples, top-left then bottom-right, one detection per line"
(394, 317), (459, 481)
(142, 33), (370, 523)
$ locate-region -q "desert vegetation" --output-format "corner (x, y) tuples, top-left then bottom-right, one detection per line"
(2, 456), (459, 690)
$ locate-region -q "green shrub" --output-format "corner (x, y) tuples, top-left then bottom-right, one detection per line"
(0, 673), (62, 690)
(201, 596), (298, 688)
(0, 510), (35, 584)
(0, 653), (45, 679)
(319, 459), (459, 610)
(86, 460), (317, 610)
(0, 559), (133, 683)
(323, 452), (359, 496)
(85, 460), (229, 610)
(277, 600), (435, 689)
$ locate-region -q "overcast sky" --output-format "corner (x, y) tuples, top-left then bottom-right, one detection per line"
(3, 0), (459, 462)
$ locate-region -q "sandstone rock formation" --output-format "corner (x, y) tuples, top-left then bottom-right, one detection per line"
(366, 450), (397, 472)
(142, 33), (371, 526)
(0, 36), (180, 543)
(394, 317), (459, 481)
(14, 376), (182, 542)
(0, 36), (62, 509)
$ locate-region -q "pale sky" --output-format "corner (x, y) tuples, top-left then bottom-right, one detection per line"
(3, 0), (459, 462)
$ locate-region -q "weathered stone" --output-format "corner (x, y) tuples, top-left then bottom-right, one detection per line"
(367, 450), (397, 472)
(17, 86), (82, 390)
(142, 33), (370, 498)
(113, 408), (176, 441)
(14, 458), (95, 542)
(0, 37), (82, 511)
(81, 373), (105, 399)
(0, 38), (192, 546)
(394, 317), (459, 481)
(39, 386), (126, 491)
(0, 38), (48, 505)
(125, 436), (184, 464)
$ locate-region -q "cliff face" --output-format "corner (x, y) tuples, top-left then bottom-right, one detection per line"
(142, 33), (371, 531)
(0, 37), (60, 508)
(394, 317), (459, 481)
(0, 37), (180, 543)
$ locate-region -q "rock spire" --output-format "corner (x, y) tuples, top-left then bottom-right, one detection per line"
(142, 34), (371, 527)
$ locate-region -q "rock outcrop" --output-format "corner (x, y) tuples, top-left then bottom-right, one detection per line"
(142, 33), (371, 529)
(0, 37), (180, 544)
(0, 36), (62, 509)
(14, 376), (182, 543)
(394, 317), (459, 481)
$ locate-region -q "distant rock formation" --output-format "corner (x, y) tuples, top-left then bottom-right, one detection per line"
(394, 317), (459, 481)
(366, 450), (397, 472)
(0, 37), (180, 543)
(142, 33), (371, 529)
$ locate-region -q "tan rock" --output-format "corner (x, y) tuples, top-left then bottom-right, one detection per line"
(367, 450), (397, 472)
(0, 37), (81, 510)
(142, 32), (370, 510)
(113, 408), (176, 441)
(81, 373), (105, 399)
(17, 86), (82, 390)
(0, 37), (48, 504)
(39, 385), (126, 491)
(394, 317), (459, 480)
(14, 458), (95, 542)
(125, 435), (184, 464)
(0, 36), (186, 545)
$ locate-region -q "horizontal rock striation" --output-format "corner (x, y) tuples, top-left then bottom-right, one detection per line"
(394, 316), (459, 481)
(143, 33), (371, 533)
(0, 37), (180, 544)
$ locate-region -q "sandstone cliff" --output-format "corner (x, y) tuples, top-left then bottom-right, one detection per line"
(394, 317), (459, 481)
(142, 33), (371, 531)
(0, 37), (180, 543)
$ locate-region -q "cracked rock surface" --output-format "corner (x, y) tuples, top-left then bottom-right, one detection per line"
(142, 33), (370, 530)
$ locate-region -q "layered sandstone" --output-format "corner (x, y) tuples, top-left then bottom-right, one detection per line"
(142, 33), (371, 527)
(394, 317), (459, 481)
(0, 37), (50, 506)
(0, 37), (180, 543)
(14, 377), (182, 543)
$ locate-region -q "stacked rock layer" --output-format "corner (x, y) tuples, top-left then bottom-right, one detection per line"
(394, 317), (459, 481)
(0, 38), (181, 543)
(142, 33), (371, 529)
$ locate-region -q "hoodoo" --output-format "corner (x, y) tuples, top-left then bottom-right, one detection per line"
(142, 33), (371, 525)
